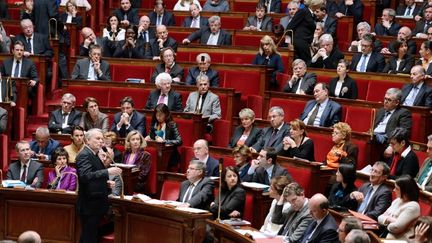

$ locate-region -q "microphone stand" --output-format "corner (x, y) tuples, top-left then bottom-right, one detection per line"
(277, 29), (294, 49)
(103, 147), (124, 199)
(217, 158), (223, 222)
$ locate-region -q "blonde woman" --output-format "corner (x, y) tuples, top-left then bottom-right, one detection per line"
(252, 35), (284, 87)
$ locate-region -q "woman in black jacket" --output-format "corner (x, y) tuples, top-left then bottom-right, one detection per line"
(329, 59), (358, 99)
(328, 163), (358, 210)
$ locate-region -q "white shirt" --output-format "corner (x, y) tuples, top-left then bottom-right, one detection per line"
(374, 109), (395, 134)
(356, 53), (371, 72)
(304, 98), (329, 126)
(11, 58), (22, 78)
(87, 61), (97, 80)
(334, 80), (344, 97)
(207, 31), (220, 45)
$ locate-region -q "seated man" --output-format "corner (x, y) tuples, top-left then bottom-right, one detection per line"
(193, 139), (219, 177)
(79, 27), (109, 57)
(272, 182), (313, 240)
(17, 231), (42, 243)
(251, 106), (289, 153)
(113, 0), (139, 26)
(338, 217), (363, 243)
(244, 147), (290, 185)
(29, 127), (60, 160)
(7, 140), (44, 188)
(350, 34), (385, 73)
(283, 59), (316, 95)
(300, 83), (342, 127)
(396, 0), (419, 17)
(416, 134), (432, 192)
(313, 4), (336, 37)
(279, 1), (299, 29)
(182, 3), (208, 29)
(64, 125), (85, 163)
(202, 0), (229, 12)
(182, 16), (232, 46)
(259, 0), (281, 13)
(148, 25), (178, 60)
(14, 19), (53, 58)
(177, 159), (214, 210)
(401, 65), (432, 108)
(145, 72), (182, 111)
(309, 34), (344, 69)
(413, 5), (432, 38)
(111, 96), (146, 137)
(148, 0), (175, 26)
(48, 93), (82, 134)
(381, 26), (416, 55)
(345, 229), (370, 243)
(137, 15), (156, 44)
(0, 107), (7, 134)
(71, 44), (111, 80)
(185, 53), (219, 87)
(243, 3), (273, 32)
(0, 24), (11, 53)
(373, 8), (401, 36)
(349, 22), (382, 52)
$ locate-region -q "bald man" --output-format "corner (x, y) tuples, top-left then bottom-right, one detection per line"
(148, 25), (178, 60)
(137, 16), (155, 44)
(18, 230), (41, 243)
(193, 139), (219, 177)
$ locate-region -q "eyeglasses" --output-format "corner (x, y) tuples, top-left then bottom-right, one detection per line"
(384, 97), (397, 102)
(427, 33), (432, 35)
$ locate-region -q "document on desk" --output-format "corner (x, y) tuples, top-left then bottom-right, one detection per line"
(175, 207), (209, 214)
(2, 180), (26, 188)
(110, 163), (136, 168)
(234, 229), (269, 239)
(241, 182), (270, 189)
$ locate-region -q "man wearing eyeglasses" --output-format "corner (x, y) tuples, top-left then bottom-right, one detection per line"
(48, 93), (82, 134)
(413, 5), (432, 38)
(350, 33), (385, 73)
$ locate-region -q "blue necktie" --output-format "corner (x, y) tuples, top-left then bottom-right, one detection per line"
(358, 185), (373, 213)
(359, 54), (367, 72)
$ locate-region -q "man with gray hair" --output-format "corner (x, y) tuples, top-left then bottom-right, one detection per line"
(182, 16), (232, 46)
(415, 134), (432, 192)
(350, 33), (385, 73)
(382, 26), (416, 55)
(338, 217), (363, 243)
(145, 72), (182, 111)
(17, 230), (41, 243)
(401, 65), (432, 107)
(185, 53), (219, 87)
(345, 229), (370, 243)
(373, 8), (401, 36)
(48, 93), (82, 134)
(14, 19), (53, 58)
(29, 126), (60, 160)
(181, 3), (209, 29)
(349, 22), (382, 52)
(283, 59), (316, 95)
(309, 34), (344, 69)
(202, 0), (229, 12)
(177, 159), (214, 209)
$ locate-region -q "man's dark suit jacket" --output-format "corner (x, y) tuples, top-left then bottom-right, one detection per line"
(137, 28), (156, 43)
(383, 55), (415, 74)
(206, 156), (219, 177)
(150, 63), (184, 83)
(48, 108), (82, 134)
(0, 57), (39, 84)
(229, 125), (262, 148)
(396, 5), (420, 16)
(6, 160), (44, 188)
(76, 145), (110, 216)
(182, 16), (209, 29)
(112, 40), (147, 59)
(185, 67), (219, 87)
(328, 75), (358, 99)
(300, 99), (342, 127)
(374, 22), (401, 36)
(33, 0), (58, 35)
(401, 82), (432, 108)
(259, 0), (281, 13)
(251, 123), (290, 153)
(243, 163), (290, 185)
(79, 37), (110, 57)
(111, 110), (146, 137)
(352, 182), (392, 220)
(390, 149), (419, 179)
(177, 177), (214, 210)
(14, 33), (53, 58)
(187, 29), (232, 46)
(286, 7), (315, 62)
(373, 107), (412, 137)
(148, 36), (178, 58)
(324, 16), (337, 37)
(309, 48), (344, 69)
(300, 213), (338, 243)
(71, 58), (111, 80)
(413, 20), (432, 35)
(113, 8), (139, 25)
(209, 185), (245, 219)
(0, 0), (9, 19)
(29, 138), (60, 157)
(148, 11), (176, 26)
(282, 72), (317, 95)
(350, 52), (385, 72)
(388, 39), (416, 55)
(336, 0), (363, 23)
(145, 89), (182, 111)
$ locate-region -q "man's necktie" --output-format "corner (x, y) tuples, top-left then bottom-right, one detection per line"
(62, 112), (68, 125)
(157, 94), (166, 105)
(27, 38), (32, 53)
(157, 15), (162, 26)
(21, 164), (27, 182)
(359, 54), (367, 72)
(268, 128), (279, 146)
(358, 185), (373, 213)
(307, 104), (320, 126)
(405, 6), (412, 16)
(182, 183), (195, 202)
(13, 60), (20, 77)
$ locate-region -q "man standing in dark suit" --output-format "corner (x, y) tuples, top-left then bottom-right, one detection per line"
(373, 8), (401, 36)
(396, 0), (419, 17)
(350, 34), (385, 73)
(145, 72), (182, 111)
(33, 0), (58, 35)
(349, 161), (392, 220)
(71, 44), (111, 80)
(178, 159), (214, 210)
(193, 139), (219, 177)
(244, 147), (290, 185)
(148, 25), (178, 60)
(401, 65), (432, 108)
(111, 96), (146, 137)
(29, 127), (60, 160)
(413, 5), (432, 38)
(251, 106), (289, 153)
(182, 16), (232, 46)
(76, 128), (122, 243)
(148, 0), (175, 26)
(48, 93), (82, 134)
(416, 134), (432, 192)
(283, 59), (316, 95)
(309, 34), (344, 69)
(113, 0), (139, 26)
(314, 4), (337, 37)
(300, 83), (342, 127)
(14, 19), (53, 58)
(182, 4), (209, 29)
(6, 140), (44, 188)
(185, 53), (219, 87)
(300, 193), (338, 243)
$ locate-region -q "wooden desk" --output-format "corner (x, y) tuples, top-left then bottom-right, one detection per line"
(207, 220), (254, 243)
(110, 197), (211, 243)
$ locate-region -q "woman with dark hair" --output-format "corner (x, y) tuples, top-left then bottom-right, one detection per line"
(325, 122), (358, 169)
(328, 163), (358, 210)
(417, 41), (432, 76)
(279, 119), (314, 161)
(378, 175), (420, 241)
(388, 127), (419, 179)
(80, 97), (109, 132)
(383, 40), (415, 74)
(232, 145), (253, 181)
(328, 60), (358, 99)
(47, 147), (77, 191)
(103, 15), (126, 41)
(209, 166), (246, 220)
(113, 24), (146, 58)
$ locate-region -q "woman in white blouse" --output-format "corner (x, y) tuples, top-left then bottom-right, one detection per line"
(173, 0), (202, 11)
(328, 59), (358, 99)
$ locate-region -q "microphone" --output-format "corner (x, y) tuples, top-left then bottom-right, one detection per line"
(102, 146), (124, 199)
(217, 158), (223, 221)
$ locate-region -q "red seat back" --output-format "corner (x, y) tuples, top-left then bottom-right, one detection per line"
(269, 98), (306, 122)
(108, 87), (150, 109)
(180, 146), (195, 173)
(344, 106), (374, 133)
(366, 81), (404, 102)
(212, 119), (231, 147)
(308, 132), (333, 162)
(414, 149), (428, 168)
(243, 192), (254, 222)
(67, 86), (110, 107)
(410, 113), (426, 143)
(145, 147), (158, 195)
(281, 163), (313, 197)
(160, 180), (181, 201)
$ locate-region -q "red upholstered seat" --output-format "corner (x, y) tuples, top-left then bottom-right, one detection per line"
(247, 95), (263, 118)
(67, 86), (109, 107)
(276, 72), (290, 91)
(111, 65), (152, 82)
(168, 31), (191, 43)
(351, 138), (370, 170)
(414, 149), (428, 168)
(180, 146), (195, 173)
(232, 2), (256, 12)
(419, 198), (432, 216)
(269, 98), (306, 122)
(176, 52), (191, 62)
(222, 53), (255, 64)
(355, 79), (369, 100)
(243, 192), (254, 223)
(344, 106), (375, 133)
(175, 119), (195, 147)
(281, 162), (313, 197)
(233, 34), (263, 47)
(222, 70), (262, 96)
(366, 81), (404, 102)
(160, 180), (182, 201)
(145, 147), (158, 195)
(108, 87), (150, 109)
(212, 120), (231, 147)
(0, 135), (8, 173)
(220, 16), (245, 30)
(42, 167), (54, 188)
(307, 132), (333, 162)
(222, 156), (236, 168)
(410, 113), (426, 143)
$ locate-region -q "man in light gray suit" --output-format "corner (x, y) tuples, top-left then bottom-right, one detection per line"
(71, 44), (111, 80)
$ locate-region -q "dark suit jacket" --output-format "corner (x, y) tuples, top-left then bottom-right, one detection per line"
(0, 57), (39, 84)
(251, 123), (290, 153)
(388, 40), (416, 55)
(0, 0), (9, 19)
(413, 20), (432, 35)
(259, 0), (281, 13)
(300, 99), (342, 127)
(416, 159), (432, 192)
(206, 156), (219, 177)
(148, 36), (178, 58)
(150, 63), (184, 83)
(6, 160), (44, 188)
(76, 145), (110, 216)
(350, 52), (385, 72)
(354, 183), (392, 220)
(148, 11), (176, 26)
(374, 22), (401, 36)
(112, 40), (146, 59)
(245, 15), (273, 32)
(48, 108), (82, 134)
(383, 55), (415, 74)
(182, 16), (209, 29)
(336, 0), (363, 23)
(283, 72), (317, 95)
(71, 58), (111, 80)
(229, 125), (262, 148)
(373, 107), (412, 137)
(328, 75), (358, 99)
(187, 29), (232, 46)
(390, 149), (419, 179)
(328, 183), (358, 210)
(309, 48), (344, 69)
(300, 213), (338, 243)
(145, 89), (182, 111)
(14, 33), (53, 58)
(178, 177), (214, 210)
(396, 5), (420, 16)
(209, 185), (245, 219)
(185, 67), (219, 87)
(79, 37), (110, 57)
(243, 163), (290, 185)
(29, 138), (60, 158)
(113, 8), (139, 25)
(401, 82), (432, 108)
(33, 0), (58, 35)
(59, 12), (83, 28)
(324, 15), (337, 37)
(286, 7), (315, 44)
(111, 110), (146, 137)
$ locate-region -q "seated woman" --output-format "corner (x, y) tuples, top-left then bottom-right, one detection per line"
(378, 175), (420, 241)
(174, 0), (202, 11)
(328, 163), (358, 210)
(60, 0), (91, 11)
(103, 15), (126, 42)
(123, 130), (152, 192)
(260, 175), (292, 234)
(59, 0), (83, 28)
(387, 127), (419, 179)
(151, 47), (184, 83)
(232, 145), (253, 181)
(310, 22), (324, 58)
(407, 216), (432, 243)
(103, 131), (123, 164)
(80, 97), (109, 132)
(209, 166), (246, 220)
(47, 147), (77, 191)
(326, 122), (358, 169)
(383, 40), (415, 74)
(113, 25), (146, 59)
(229, 108), (262, 148)
(329, 60), (358, 99)
(145, 104), (182, 171)
(278, 119), (314, 161)
(252, 35), (284, 88)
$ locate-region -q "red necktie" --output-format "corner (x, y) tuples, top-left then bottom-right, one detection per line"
(390, 152), (401, 176)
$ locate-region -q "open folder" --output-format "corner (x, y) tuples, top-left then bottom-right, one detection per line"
(348, 210), (379, 229)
